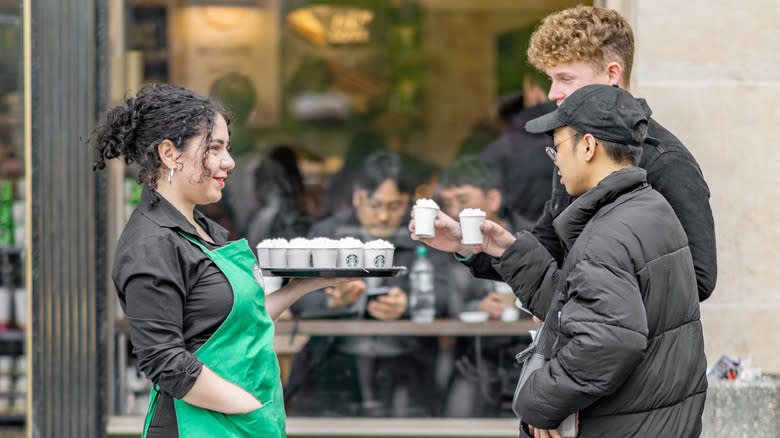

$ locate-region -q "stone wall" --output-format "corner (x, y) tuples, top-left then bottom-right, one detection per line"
(703, 379), (780, 438)
(607, 0), (780, 373)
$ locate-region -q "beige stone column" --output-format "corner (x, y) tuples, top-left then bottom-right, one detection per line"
(606, 0), (780, 373)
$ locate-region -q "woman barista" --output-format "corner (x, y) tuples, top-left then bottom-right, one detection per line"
(91, 84), (349, 437)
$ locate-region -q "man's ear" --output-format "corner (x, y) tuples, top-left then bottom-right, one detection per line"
(157, 139), (178, 170)
(582, 134), (598, 162)
(606, 61), (623, 87)
(353, 189), (365, 209)
(486, 189), (502, 216)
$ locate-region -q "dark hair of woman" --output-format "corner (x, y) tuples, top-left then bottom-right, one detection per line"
(89, 84), (230, 203)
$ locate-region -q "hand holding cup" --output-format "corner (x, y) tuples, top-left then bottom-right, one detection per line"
(468, 219), (518, 258)
(410, 208), (466, 254)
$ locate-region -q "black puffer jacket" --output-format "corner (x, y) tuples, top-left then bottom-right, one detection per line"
(496, 168), (707, 437)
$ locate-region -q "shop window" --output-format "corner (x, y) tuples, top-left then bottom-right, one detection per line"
(112, 0), (580, 427)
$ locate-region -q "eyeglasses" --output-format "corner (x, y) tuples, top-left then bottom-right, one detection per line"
(545, 133), (579, 162)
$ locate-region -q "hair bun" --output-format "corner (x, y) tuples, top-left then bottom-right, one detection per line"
(90, 96), (140, 170)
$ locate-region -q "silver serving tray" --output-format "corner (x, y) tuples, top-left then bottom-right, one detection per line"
(260, 266), (407, 278)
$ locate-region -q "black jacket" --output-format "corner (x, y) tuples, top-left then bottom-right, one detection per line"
(497, 168), (706, 437)
(467, 103), (717, 302)
(480, 101), (556, 231)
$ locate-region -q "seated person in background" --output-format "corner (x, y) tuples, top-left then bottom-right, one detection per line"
(435, 155), (530, 418)
(246, 145), (315, 248)
(285, 151), (454, 418)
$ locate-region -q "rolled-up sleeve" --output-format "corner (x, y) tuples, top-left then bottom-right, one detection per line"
(114, 234), (203, 398)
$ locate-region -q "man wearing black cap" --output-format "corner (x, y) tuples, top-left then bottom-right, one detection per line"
(411, 84), (706, 437)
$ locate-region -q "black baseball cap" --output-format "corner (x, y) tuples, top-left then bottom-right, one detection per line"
(525, 84), (649, 146)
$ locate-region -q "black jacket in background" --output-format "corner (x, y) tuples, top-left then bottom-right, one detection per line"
(479, 101), (556, 231)
(498, 168), (706, 437)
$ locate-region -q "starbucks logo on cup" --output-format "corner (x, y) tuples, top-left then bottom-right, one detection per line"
(346, 254), (359, 268)
(373, 255), (386, 268)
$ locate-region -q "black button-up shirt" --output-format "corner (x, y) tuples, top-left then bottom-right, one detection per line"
(113, 188), (234, 398)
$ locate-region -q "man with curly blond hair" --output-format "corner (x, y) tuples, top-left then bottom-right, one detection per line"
(460, 5), (716, 306)
(527, 6), (716, 304)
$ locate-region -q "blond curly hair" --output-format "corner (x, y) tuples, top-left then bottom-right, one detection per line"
(527, 6), (634, 88)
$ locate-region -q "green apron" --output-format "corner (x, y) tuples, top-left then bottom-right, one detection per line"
(142, 234), (286, 437)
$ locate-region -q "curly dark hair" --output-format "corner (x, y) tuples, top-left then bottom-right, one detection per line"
(90, 84), (229, 201)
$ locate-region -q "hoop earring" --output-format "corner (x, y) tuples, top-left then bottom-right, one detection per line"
(168, 168), (174, 184)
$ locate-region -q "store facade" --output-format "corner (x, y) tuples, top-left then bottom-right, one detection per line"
(2, 0), (779, 437)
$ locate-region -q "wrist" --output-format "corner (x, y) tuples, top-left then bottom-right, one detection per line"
(493, 236), (517, 258)
(454, 244), (473, 259)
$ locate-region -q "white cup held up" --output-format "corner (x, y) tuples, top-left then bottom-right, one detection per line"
(459, 208), (486, 245)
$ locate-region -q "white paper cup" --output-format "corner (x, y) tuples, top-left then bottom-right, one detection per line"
(312, 248), (339, 268)
(414, 206), (438, 238)
(364, 248), (394, 269)
(268, 248), (287, 268)
(460, 214), (485, 244)
(256, 246), (271, 268)
(338, 247), (364, 268)
(287, 248), (312, 268)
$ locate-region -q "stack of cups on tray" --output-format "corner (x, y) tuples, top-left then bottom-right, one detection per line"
(256, 238), (288, 269)
(256, 237), (395, 270)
